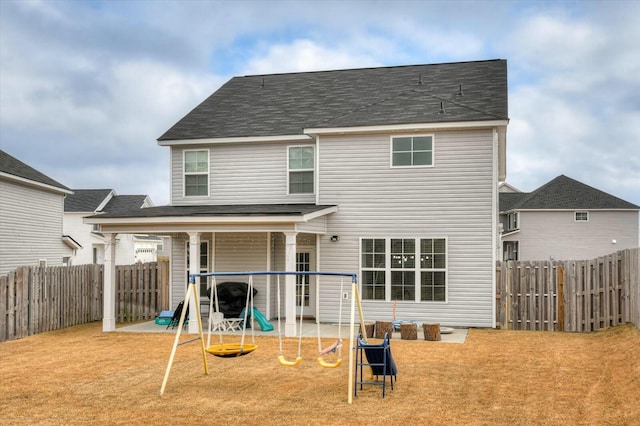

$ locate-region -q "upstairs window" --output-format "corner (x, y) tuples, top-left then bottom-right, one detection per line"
(184, 150), (209, 197)
(288, 146), (314, 194)
(575, 211), (589, 222)
(391, 135), (433, 167)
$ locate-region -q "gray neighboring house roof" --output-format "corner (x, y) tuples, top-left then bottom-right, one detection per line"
(0, 149), (70, 192)
(501, 175), (640, 211)
(158, 59), (508, 141)
(499, 192), (528, 212)
(64, 189), (114, 212)
(65, 190), (150, 214)
(102, 195), (149, 214)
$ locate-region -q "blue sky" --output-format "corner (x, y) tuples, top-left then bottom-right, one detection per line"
(1, 0), (639, 208)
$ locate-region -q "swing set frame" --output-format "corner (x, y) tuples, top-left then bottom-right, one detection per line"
(159, 270), (367, 404)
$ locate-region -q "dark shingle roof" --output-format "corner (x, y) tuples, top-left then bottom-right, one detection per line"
(102, 195), (149, 214)
(65, 190), (150, 214)
(158, 59), (508, 141)
(0, 149), (70, 191)
(503, 175), (639, 211)
(499, 192), (528, 212)
(64, 189), (114, 212)
(91, 204), (335, 219)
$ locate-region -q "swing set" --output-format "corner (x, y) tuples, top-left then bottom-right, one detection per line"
(275, 273), (345, 368)
(159, 270), (367, 404)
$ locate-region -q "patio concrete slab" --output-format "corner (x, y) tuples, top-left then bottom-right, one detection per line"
(117, 319), (468, 343)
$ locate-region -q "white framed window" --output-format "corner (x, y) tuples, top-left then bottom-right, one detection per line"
(391, 135), (434, 167)
(360, 237), (447, 302)
(575, 211), (589, 222)
(361, 238), (386, 300)
(288, 145), (314, 194)
(184, 149), (209, 197)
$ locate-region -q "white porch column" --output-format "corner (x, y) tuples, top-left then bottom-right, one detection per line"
(187, 232), (201, 334)
(102, 233), (117, 332)
(284, 231), (297, 337)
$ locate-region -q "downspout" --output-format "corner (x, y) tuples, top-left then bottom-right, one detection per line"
(314, 134), (320, 205)
(492, 129), (499, 329)
(493, 125), (507, 328)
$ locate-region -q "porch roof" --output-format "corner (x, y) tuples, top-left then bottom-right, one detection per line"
(84, 203), (337, 234)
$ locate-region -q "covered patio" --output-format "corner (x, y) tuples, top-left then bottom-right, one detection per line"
(85, 204), (338, 337)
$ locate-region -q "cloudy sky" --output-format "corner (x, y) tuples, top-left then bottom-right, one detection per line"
(1, 0), (639, 208)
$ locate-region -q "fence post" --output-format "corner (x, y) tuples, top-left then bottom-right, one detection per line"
(557, 264), (565, 332)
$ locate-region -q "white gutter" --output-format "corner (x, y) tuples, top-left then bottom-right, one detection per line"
(304, 119), (509, 135)
(0, 172), (73, 195)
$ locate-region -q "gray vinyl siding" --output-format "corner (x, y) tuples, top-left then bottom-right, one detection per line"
(171, 143), (315, 206)
(503, 210), (639, 261)
(316, 130), (496, 327)
(213, 233), (269, 310)
(0, 180), (72, 275)
(170, 236), (188, 309)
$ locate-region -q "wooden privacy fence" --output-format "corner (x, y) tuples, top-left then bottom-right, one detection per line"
(0, 261), (169, 342)
(116, 260), (170, 323)
(496, 248), (640, 332)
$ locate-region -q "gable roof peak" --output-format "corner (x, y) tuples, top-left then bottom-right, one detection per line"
(511, 175), (639, 210)
(0, 149), (70, 193)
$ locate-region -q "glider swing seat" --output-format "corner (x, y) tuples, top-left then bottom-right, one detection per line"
(354, 332), (397, 398)
(205, 276), (257, 358)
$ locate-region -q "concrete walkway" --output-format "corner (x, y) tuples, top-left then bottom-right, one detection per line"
(117, 318), (468, 343)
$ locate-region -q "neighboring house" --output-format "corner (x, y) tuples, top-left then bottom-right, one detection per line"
(86, 59), (509, 334)
(63, 189), (163, 265)
(499, 175), (639, 261)
(0, 149), (76, 275)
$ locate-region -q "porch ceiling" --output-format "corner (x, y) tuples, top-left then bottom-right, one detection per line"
(83, 203), (337, 235)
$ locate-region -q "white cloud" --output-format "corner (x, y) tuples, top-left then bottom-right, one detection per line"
(242, 39), (381, 75)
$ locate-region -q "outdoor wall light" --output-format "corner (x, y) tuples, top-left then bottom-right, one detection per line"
(330, 235), (340, 242)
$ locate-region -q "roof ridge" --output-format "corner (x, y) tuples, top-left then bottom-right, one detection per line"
(239, 59), (506, 79)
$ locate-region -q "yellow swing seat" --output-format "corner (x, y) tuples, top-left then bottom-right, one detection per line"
(317, 357), (342, 368)
(278, 355), (302, 366)
(317, 338), (343, 368)
(206, 343), (258, 358)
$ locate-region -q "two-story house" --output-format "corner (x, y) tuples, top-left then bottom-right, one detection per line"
(0, 149), (77, 275)
(500, 175), (639, 261)
(63, 189), (163, 265)
(87, 59), (509, 334)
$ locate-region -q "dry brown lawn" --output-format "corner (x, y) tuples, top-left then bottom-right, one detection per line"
(1, 323), (639, 425)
